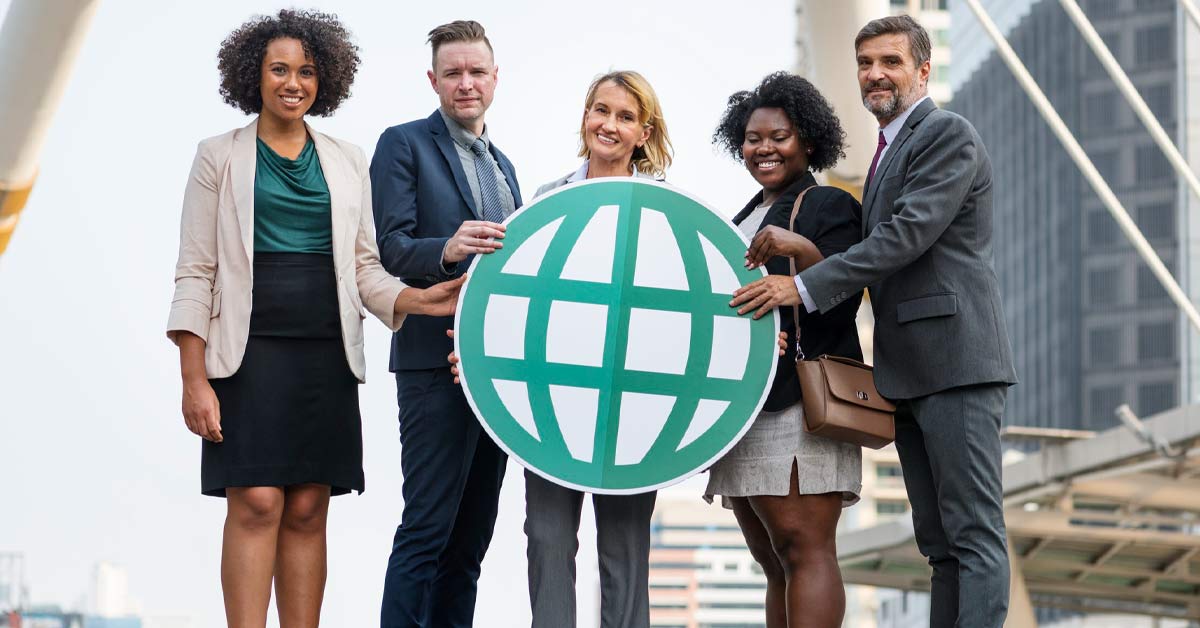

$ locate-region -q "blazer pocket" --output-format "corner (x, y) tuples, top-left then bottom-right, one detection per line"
(896, 292), (957, 324)
(210, 289), (222, 318)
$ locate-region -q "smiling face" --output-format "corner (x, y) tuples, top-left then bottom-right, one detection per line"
(856, 32), (930, 125)
(741, 107), (809, 198)
(259, 37), (317, 123)
(428, 40), (497, 134)
(582, 80), (651, 171)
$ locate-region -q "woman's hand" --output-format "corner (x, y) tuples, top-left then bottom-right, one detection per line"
(730, 275), (802, 319)
(745, 226), (822, 270)
(178, 332), (222, 442)
(396, 275), (468, 317)
(183, 378), (223, 442)
(777, 331), (788, 356)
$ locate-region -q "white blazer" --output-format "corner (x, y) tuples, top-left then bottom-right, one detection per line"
(166, 118), (406, 382)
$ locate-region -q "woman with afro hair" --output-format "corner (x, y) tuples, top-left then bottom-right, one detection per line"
(166, 10), (463, 625)
(704, 72), (864, 628)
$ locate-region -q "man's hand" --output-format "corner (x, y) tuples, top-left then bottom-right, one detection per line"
(730, 275), (802, 319)
(443, 221), (506, 265)
(447, 329), (462, 384)
(745, 226), (820, 269)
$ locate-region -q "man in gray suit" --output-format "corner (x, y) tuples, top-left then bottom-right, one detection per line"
(731, 15), (1017, 628)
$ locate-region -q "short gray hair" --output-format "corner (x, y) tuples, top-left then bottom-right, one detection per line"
(854, 15), (931, 67)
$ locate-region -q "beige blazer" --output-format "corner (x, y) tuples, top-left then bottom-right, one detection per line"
(166, 118), (406, 382)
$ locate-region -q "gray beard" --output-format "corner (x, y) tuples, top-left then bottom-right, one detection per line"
(863, 88), (916, 122)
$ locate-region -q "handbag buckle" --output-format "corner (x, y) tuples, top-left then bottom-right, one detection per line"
(856, 391), (869, 401)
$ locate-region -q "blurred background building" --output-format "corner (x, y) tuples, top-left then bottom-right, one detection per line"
(950, 0), (1194, 434)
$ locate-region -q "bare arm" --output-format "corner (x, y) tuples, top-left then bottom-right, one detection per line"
(177, 331), (222, 442)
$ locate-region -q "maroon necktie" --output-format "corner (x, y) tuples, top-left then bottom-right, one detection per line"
(865, 130), (887, 191)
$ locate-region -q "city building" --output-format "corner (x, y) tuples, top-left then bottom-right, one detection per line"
(648, 483), (767, 628)
(948, 0), (1193, 432)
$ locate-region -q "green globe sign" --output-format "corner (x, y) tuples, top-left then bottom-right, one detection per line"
(455, 179), (779, 494)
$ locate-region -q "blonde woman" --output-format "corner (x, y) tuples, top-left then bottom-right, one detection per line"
(528, 71), (672, 628)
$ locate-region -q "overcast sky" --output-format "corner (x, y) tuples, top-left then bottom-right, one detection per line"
(0, 1), (802, 625)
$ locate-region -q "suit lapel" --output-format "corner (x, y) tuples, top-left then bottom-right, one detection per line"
(494, 147), (522, 207)
(429, 112), (481, 219)
(862, 98), (937, 230)
(309, 125), (356, 269)
(231, 119), (258, 263)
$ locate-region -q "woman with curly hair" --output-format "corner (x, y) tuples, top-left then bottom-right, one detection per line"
(704, 72), (864, 628)
(165, 10), (463, 625)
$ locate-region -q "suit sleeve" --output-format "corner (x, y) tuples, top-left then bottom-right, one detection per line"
(353, 146), (408, 331)
(799, 114), (980, 313)
(369, 126), (454, 282)
(166, 140), (219, 344)
(807, 191), (863, 259)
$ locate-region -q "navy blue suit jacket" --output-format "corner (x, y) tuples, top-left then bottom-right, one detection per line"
(370, 110), (522, 371)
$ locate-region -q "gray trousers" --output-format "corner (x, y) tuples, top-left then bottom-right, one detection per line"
(894, 384), (1010, 628)
(523, 469), (656, 628)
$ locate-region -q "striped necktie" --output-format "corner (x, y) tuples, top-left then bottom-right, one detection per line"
(470, 138), (507, 223)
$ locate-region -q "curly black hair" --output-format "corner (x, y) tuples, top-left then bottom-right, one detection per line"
(217, 9), (359, 117)
(713, 72), (846, 172)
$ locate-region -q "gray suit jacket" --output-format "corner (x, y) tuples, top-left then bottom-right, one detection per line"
(798, 99), (1016, 399)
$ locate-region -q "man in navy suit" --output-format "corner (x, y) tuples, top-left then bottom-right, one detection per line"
(370, 20), (522, 628)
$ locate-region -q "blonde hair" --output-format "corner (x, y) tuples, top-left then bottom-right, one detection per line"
(577, 71), (673, 178)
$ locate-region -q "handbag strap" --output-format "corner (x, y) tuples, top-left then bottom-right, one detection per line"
(787, 184), (817, 361)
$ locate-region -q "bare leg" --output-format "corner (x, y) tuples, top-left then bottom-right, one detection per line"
(275, 483), (331, 628)
(223, 486), (285, 628)
(728, 496), (788, 628)
(749, 464), (845, 628)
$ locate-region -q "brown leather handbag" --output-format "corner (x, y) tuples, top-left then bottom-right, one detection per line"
(788, 186), (895, 450)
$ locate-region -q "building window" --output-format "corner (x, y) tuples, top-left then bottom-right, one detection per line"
(1088, 210), (1119, 246)
(1137, 321), (1175, 361)
(1090, 32), (1121, 74)
(1088, 326), (1120, 365)
(1134, 25), (1172, 66)
(1089, 385), (1125, 425)
(1089, 149), (1120, 186)
(1135, 0), (1174, 9)
(1088, 267), (1121, 306)
(876, 463), (904, 480)
(877, 500), (908, 516)
(1143, 83), (1173, 121)
(1137, 381), (1175, 416)
(1087, 0), (1121, 18)
(1084, 92), (1117, 131)
(1136, 145), (1172, 182)
(1138, 202), (1174, 240)
(1137, 266), (1170, 302)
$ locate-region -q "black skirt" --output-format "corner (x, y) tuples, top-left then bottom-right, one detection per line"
(202, 252), (364, 497)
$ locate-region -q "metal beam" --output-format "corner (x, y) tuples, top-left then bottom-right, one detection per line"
(0, 0), (100, 257)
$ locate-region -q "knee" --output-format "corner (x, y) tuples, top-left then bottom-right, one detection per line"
(745, 539), (785, 585)
(281, 488), (329, 535)
(227, 487), (284, 531)
(771, 526), (837, 573)
(523, 516), (577, 557)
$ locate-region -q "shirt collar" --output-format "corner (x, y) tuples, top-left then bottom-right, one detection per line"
(566, 159), (648, 184)
(439, 108), (489, 151)
(880, 95), (930, 146)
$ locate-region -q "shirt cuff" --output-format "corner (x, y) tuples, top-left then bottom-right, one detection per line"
(438, 240), (459, 276)
(794, 276), (818, 313)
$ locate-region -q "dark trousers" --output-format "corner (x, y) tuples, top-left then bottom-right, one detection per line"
(380, 368), (507, 628)
(893, 384), (1010, 628)
(524, 471), (656, 628)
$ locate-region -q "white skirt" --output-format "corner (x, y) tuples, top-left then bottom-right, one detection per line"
(704, 401), (862, 508)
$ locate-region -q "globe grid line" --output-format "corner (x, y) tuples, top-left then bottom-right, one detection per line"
(455, 180), (779, 494)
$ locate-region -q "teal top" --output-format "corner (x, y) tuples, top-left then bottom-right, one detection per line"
(254, 137), (333, 254)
